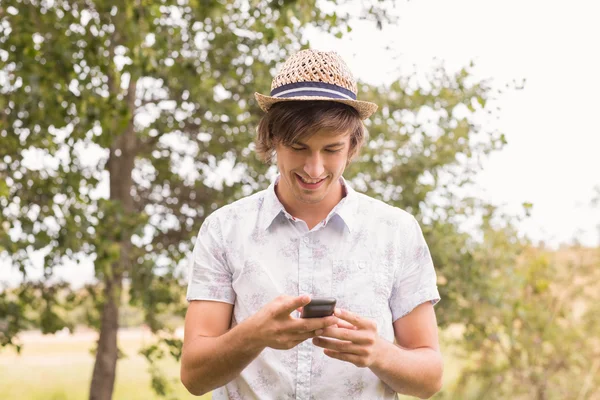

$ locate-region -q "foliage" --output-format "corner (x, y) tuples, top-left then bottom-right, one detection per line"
(435, 182), (600, 399)
(0, 0), (393, 398)
(439, 240), (600, 399)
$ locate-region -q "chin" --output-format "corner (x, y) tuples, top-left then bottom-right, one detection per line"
(298, 195), (327, 205)
(293, 183), (328, 202)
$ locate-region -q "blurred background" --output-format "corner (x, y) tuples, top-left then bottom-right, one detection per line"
(1, 0), (599, 399)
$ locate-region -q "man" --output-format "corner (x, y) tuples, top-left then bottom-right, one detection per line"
(181, 49), (443, 399)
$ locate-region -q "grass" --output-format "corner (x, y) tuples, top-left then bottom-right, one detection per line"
(0, 328), (210, 400)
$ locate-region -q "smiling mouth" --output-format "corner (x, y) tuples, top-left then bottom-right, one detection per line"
(296, 174), (326, 184)
(295, 173), (327, 189)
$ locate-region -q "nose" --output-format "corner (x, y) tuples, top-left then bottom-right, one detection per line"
(303, 152), (325, 179)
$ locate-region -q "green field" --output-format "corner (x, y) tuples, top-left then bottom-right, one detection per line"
(0, 328), (210, 400)
(0, 327), (462, 400)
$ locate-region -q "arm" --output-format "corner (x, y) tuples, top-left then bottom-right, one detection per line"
(369, 302), (443, 399)
(372, 214), (442, 397)
(181, 214), (265, 396)
(180, 295), (339, 396)
(180, 300), (264, 396)
(313, 214), (442, 397)
(313, 303), (442, 399)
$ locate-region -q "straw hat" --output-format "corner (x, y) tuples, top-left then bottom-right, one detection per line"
(254, 49), (378, 120)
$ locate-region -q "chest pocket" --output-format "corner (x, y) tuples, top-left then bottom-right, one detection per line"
(331, 260), (390, 318)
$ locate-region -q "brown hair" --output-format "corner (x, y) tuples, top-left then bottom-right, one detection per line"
(255, 101), (366, 164)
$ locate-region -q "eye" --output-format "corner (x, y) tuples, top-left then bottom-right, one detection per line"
(291, 146), (305, 151)
(324, 149), (342, 153)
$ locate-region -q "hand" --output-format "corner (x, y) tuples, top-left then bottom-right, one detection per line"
(312, 308), (382, 368)
(249, 295), (339, 350)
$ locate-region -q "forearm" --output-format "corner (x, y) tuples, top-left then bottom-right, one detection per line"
(370, 340), (443, 399)
(181, 319), (264, 396)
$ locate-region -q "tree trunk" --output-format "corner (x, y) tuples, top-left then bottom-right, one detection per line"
(89, 275), (122, 400)
(89, 81), (137, 399)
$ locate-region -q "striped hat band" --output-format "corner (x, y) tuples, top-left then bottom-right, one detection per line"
(270, 81), (357, 101)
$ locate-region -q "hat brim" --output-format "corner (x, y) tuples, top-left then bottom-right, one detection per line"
(254, 92), (378, 120)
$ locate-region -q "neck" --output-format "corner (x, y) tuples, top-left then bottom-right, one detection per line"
(275, 177), (345, 227)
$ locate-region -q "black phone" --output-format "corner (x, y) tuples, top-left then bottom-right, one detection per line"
(300, 297), (337, 318)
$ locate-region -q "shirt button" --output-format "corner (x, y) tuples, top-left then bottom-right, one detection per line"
(303, 237), (309, 244)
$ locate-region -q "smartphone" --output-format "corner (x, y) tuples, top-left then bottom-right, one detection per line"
(300, 298), (337, 318)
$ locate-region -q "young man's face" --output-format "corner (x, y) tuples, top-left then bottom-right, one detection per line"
(275, 130), (351, 206)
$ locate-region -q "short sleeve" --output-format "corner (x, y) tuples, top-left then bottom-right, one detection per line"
(186, 214), (236, 304)
(389, 215), (440, 322)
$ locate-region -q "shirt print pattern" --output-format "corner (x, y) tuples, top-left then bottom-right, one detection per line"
(186, 176), (441, 400)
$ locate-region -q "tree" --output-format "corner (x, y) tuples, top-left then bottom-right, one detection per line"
(442, 240), (600, 399)
(0, 0), (524, 399)
(0, 0), (395, 399)
(424, 188), (600, 399)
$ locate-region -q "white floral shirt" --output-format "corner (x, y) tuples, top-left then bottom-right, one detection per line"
(186, 176), (441, 400)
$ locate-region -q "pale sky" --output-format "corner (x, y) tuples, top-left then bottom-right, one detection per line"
(2, 0), (599, 288)
(306, 0), (600, 247)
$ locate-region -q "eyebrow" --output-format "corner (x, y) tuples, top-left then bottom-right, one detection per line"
(293, 141), (346, 148)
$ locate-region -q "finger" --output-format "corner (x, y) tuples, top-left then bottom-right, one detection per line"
(324, 321), (357, 330)
(278, 295), (312, 315)
(323, 349), (365, 367)
(334, 308), (371, 329)
(291, 315), (338, 333)
(312, 337), (364, 355)
(334, 320), (357, 330)
(291, 330), (322, 343)
(319, 326), (367, 344)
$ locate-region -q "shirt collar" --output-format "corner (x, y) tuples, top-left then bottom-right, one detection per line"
(259, 176), (286, 231)
(259, 175), (358, 232)
(332, 177), (357, 232)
